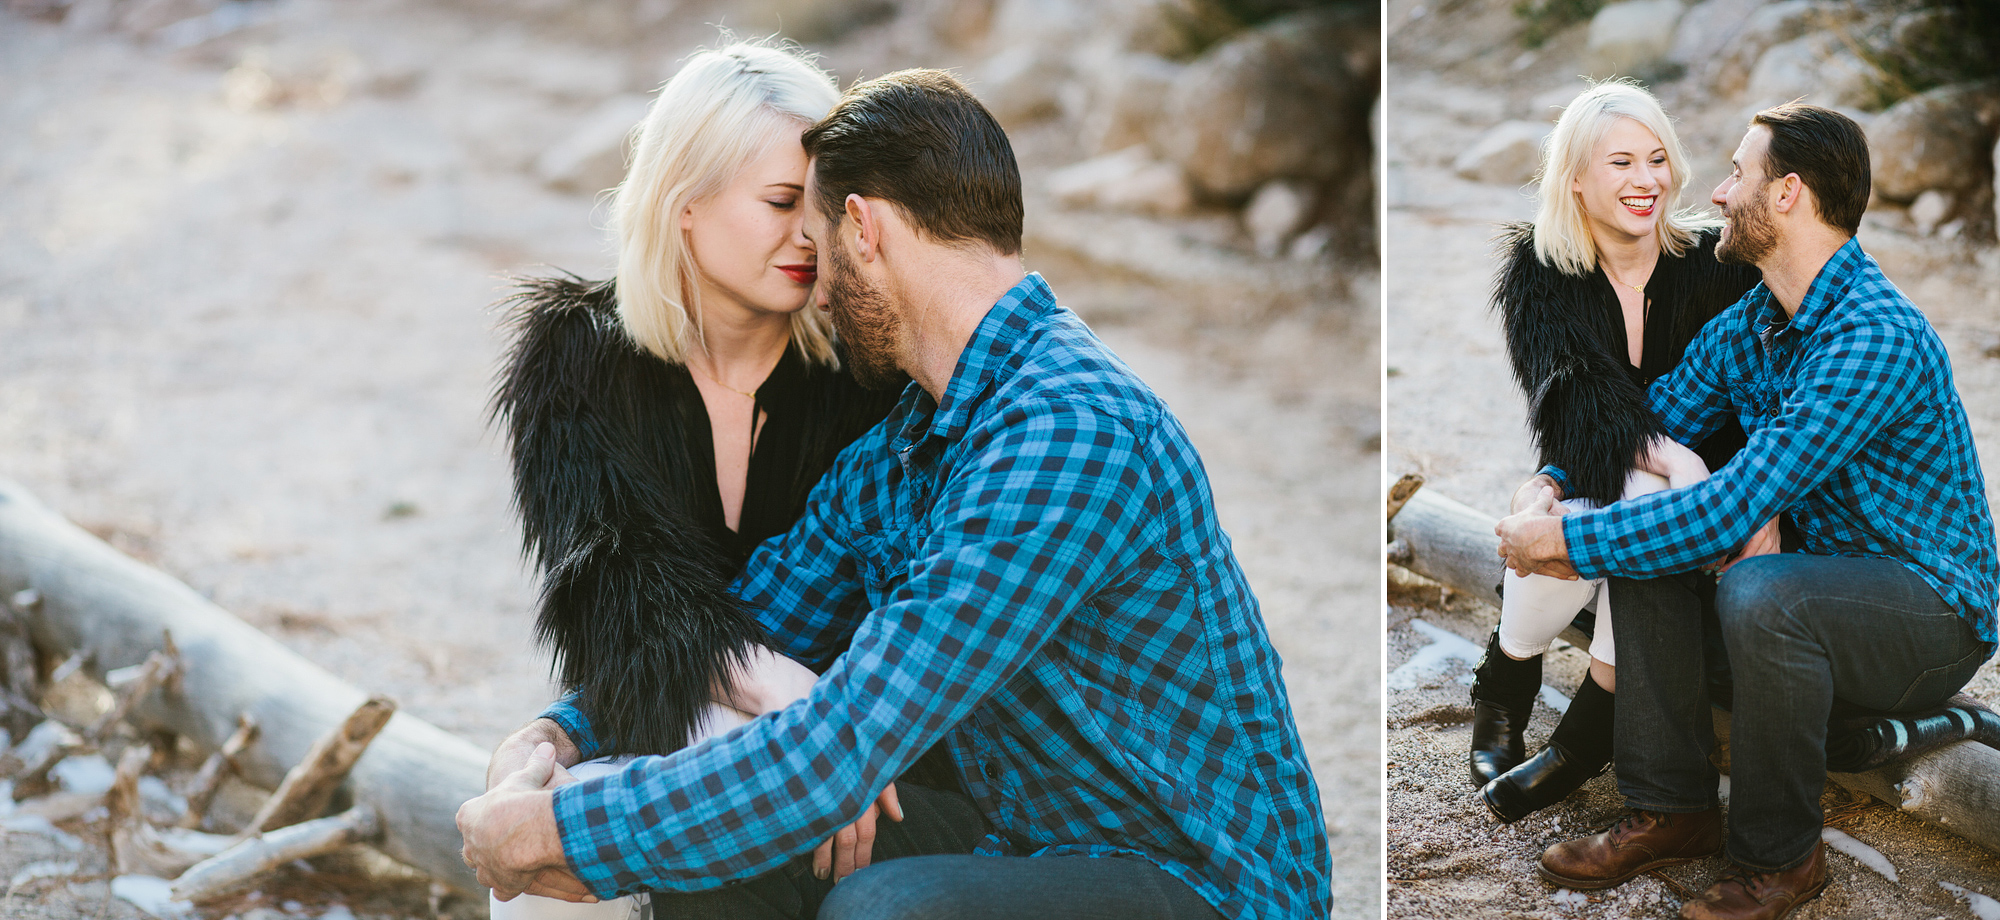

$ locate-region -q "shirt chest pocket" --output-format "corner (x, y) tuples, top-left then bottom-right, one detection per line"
(843, 522), (912, 598)
(1727, 371), (1790, 423)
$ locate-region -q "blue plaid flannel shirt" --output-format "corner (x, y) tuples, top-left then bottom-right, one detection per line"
(1553, 239), (1998, 649)
(540, 273), (1330, 919)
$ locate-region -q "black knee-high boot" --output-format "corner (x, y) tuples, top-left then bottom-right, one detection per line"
(1826, 693), (2000, 773)
(1481, 672), (1614, 822)
(1469, 630), (1542, 787)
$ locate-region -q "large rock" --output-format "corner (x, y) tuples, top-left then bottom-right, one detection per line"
(1705, 1), (1857, 99)
(972, 44), (1074, 127)
(1585, 0), (1685, 79)
(533, 94), (654, 195)
(1667, 0), (1767, 70)
(1073, 51), (1183, 157)
(1743, 33), (1874, 111)
(1155, 6), (1378, 199)
(1453, 120), (1551, 187)
(1869, 80), (2000, 205)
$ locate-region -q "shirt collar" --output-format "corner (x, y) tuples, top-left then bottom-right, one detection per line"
(890, 272), (1058, 451)
(1760, 236), (1866, 337)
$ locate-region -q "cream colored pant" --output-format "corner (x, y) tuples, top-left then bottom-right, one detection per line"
(488, 704), (752, 920)
(1495, 470), (1672, 667)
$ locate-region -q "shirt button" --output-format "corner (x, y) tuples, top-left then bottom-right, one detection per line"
(982, 762), (1001, 781)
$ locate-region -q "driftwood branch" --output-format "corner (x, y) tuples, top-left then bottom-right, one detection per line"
(247, 697), (395, 834)
(180, 714), (258, 830)
(1396, 485), (2000, 857)
(9, 722), (85, 800)
(0, 477), (486, 891)
(90, 640), (181, 742)
(107, 743), (206, 878)
(172, 805), (382, 903)
(1386, 473), (1424, 522)
(0, 588), (41, 737)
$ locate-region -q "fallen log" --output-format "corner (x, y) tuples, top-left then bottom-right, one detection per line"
(0, 478), (485, 892)
(1392, 484), (2000, 857)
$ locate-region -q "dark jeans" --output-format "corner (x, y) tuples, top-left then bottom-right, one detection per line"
(644, 783), (1221, 920)
(1610, 554), (1986, 871)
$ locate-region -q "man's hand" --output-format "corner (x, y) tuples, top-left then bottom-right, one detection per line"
(1496, 486), (1580, 580)
(1717, 517), (1782, 574)
(1510, 474), (1564, 514)
(488, 719), (581, 790)
(459, 742), (581, 902)
(812, 782), (903, 882)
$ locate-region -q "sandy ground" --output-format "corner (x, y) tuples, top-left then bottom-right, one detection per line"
(0, 1), (1379, 917)
(1385, 1), (2000, 917)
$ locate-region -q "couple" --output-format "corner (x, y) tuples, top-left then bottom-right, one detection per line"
(458, 41), (1329, 920)
(1483, 82), (1998, 919)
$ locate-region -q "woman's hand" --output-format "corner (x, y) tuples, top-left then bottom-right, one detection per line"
(487, 719), (582, 790)
(814, 782), (903, 882)
(1511, 474), (1564, 514)
(1718, 517), (1781, 574)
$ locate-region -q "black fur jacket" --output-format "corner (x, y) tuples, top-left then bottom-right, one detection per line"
(492, 276), (896, 756)
(1492, 223), (1762, 507)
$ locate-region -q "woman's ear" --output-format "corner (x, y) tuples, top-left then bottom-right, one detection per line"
(680, 200), (697, 231)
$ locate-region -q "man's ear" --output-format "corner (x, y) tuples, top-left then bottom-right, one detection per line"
(1772, 174), (1806, 217)
(847, 194), (881, 263)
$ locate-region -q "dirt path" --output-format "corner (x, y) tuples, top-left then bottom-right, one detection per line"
(1385, 1), (2000, 916)
(0, 1), (1377, 916)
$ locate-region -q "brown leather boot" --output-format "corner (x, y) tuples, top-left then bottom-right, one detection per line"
(1538, 807), (1723, 890)
(1678, 843), (1827, 920)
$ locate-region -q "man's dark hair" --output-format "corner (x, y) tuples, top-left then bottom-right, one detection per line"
(801, 69), (1022, 255)
(1750, 103), (1871, 236)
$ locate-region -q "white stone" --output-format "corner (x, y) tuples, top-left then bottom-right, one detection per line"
(1046, 146), (1194, 217)
(1585, 0), (1686, 78)
(1073, 51), (1183, 157)
(1244, 180), (1313, 258)
(972, 45), (1073, 128)
(1453, 120), (1552, 187)
(532, 94), (653, 195)
(1910, 190), (1952, 235)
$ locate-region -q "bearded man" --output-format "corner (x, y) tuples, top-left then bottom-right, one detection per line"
(1495, 103), (1997, 920)
(455, 69), (1329, 920)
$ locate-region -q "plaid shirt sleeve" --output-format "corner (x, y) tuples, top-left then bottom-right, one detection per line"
(1564, 312), (1924, 578)
(547, 396), (1155, 896)
(1646, 306), (1739, 451)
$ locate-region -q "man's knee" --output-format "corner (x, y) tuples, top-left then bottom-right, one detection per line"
(1715, 556), (1809, 645)
(819, 858), (964, 920)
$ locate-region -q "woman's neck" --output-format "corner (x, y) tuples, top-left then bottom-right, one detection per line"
(686, 298), (792, 392)
(1593, 227), (1660, 283)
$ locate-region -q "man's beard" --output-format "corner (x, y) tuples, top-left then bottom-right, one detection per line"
(822, 241), (909, 392)
(1716, 184), (1778, 265)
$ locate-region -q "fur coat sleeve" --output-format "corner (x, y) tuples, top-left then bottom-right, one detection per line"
(492, 276), (767, 757)
(1491, 223), (1664, 507)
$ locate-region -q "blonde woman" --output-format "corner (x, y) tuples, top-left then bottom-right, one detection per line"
(1470, 81), (1764, 822)
(486, 41), (901, 917)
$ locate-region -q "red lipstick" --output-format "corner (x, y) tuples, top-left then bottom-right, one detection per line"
(778, 263), (817, 284)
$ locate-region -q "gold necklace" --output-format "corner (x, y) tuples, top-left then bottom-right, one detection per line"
(1603, 268), (1649, 295)
(688, 362), (758, 400)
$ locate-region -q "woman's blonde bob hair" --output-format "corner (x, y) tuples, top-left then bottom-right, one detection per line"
(1532, 79), (1715, 276)
(612, 40), (841, 367)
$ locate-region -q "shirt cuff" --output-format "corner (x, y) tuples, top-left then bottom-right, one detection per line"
(1561, 511), (1610, 580)
(538, 695), (604, 762)
(1536, 465), (1572, 498)
(551, 778), (630, 898)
